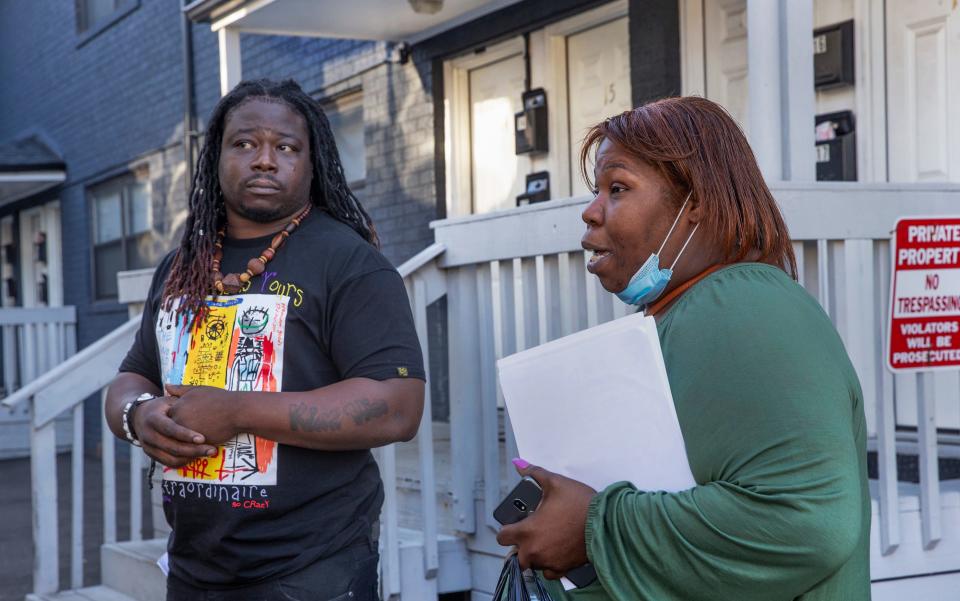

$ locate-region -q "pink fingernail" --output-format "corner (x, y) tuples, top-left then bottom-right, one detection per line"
(512, 457), (530, 469)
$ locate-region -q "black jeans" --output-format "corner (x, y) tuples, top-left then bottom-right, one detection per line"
(166, 541), (380, 601)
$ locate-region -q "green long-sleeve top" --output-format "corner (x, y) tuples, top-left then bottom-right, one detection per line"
(546, 263), (870, 601)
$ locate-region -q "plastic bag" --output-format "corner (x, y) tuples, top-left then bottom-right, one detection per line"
(493, 553), (555, 601)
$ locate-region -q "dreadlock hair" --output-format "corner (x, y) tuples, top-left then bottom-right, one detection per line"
(162, 79), (378, 323)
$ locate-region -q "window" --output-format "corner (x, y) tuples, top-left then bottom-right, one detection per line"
(89, 176), (152, 299)
(325, 93), (366, 185)
(75, 0), (138, 36)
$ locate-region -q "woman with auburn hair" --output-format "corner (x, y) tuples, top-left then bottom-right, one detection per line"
(497, 97), (870, 601)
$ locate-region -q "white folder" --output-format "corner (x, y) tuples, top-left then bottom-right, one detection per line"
(497, 311), (696, 494)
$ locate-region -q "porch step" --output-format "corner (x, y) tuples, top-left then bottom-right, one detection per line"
(101, 538), (167, 601)
(95, 532), (470, 599)
(26, 585), (138, 601)
(398, 527), (470, 595)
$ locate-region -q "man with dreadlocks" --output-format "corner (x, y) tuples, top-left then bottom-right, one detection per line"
(104, 79), (425, 600)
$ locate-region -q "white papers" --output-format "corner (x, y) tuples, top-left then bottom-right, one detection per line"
(157, 551), (169, 576)
(497, 311), (695, 494)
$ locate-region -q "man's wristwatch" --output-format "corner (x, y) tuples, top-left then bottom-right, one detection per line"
(122, 392), (157, 447)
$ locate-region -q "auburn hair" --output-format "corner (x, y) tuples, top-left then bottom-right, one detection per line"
(579, 96), (797, 279)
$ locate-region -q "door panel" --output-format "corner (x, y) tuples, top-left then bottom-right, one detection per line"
(567, 16), (631, 197)
(704, 0), (749, 133)
(886, 0), (960, 182)
(469, 54), (528, 214)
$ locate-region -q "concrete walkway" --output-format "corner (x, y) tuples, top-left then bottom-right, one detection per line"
(0, 453), (152, 601)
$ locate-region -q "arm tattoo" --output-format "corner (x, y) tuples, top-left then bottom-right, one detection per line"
(289, 402), (342, 432)
(346, 398), (389, 425)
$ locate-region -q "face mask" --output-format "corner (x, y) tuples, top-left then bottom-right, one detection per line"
(615, 192), (699, 307)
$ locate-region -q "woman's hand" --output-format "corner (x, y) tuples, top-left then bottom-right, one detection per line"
(496, 458), (597, 579)
(165, 384), (241, 445)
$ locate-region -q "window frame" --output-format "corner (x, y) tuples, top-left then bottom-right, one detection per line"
(322, 90), (367, 189)
(75, 0), (140, 47)
(88, 174), (152, 301)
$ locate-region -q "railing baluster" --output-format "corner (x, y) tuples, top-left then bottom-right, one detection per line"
(448, 267), (480, 534)
(130, 446), (143, 542)
(558, 252), (574, 336)
(45, 321), (58, 375)
(816, 239), (831, 317)
(378, 444), (400, 598)
(413, 277), (439, 579)
(583, 251), (598, 327)
(3, 324), (17, 394)
(917, 373), (941, 549)
(504, 260), (526, 489)
(23, 322), (37, 384)
(535, 255), (548, 345)
(476, 266), (500, 531)
(102, 388), (117, 545)
(30, 406), (59, 594)
(792, 241), (805, 283)
(71, 403), (84, 588)
(874, 239), (899, 554)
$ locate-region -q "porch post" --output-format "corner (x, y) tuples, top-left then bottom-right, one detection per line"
(747, 0), (815, 182)
(781, 0), (815, 181)
(746, 0), (783, 181)
(218, 27), (242, 97)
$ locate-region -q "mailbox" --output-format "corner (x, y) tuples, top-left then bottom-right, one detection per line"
(814, 20), (854, 89)
(34, 231), (46, 263)
(37, 274), (48, 305)
(516, 171), (550, 206)
(515, 88), (548, 154)
(815, 110), (856, 181)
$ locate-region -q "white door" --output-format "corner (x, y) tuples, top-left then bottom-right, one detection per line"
(566, 16), (631, 197)
(19, 203), (62, 308)
(886, 0), (960, 182)
(703, 0), (749, 133)
(469, 53), (529, 214)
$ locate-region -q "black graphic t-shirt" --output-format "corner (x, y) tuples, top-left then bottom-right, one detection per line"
(119, 210), (425, 587)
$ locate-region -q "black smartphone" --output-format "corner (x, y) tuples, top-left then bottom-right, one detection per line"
(493, 477), (543, 525)
(493, 478), (598, 588)
(566, 563), (597, 588)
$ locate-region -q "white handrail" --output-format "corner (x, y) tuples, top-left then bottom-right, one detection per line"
(2, 316), (138, 412)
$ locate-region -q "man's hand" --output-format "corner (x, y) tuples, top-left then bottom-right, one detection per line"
(166, 384), (240, 445)
(132, 395), (217, 468)
(496, 459), (597, 579)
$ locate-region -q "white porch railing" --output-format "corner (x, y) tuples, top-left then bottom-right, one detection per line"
(0, 306), (77, 459)
(11, 182), (960, 599)
(428, 182), (960, 594)
(2, 316), (138, 594)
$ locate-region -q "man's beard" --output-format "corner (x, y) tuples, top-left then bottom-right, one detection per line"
(235, 197), (306, 223)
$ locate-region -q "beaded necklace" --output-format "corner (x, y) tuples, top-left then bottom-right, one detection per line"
(212, 203), (312, 295)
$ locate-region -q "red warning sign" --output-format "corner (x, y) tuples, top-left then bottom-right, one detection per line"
(888, 217), (960, 372)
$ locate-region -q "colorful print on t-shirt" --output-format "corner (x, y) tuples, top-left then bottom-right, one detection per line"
(156, 294), (288, 486)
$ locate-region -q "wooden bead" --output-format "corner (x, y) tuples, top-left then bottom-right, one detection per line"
(239, 272), (250, 283)
(271, 234), (286, 249)
(247, 258), (266, 276)
(221, 273), (242, 294)
(261, 247), (275, 261)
